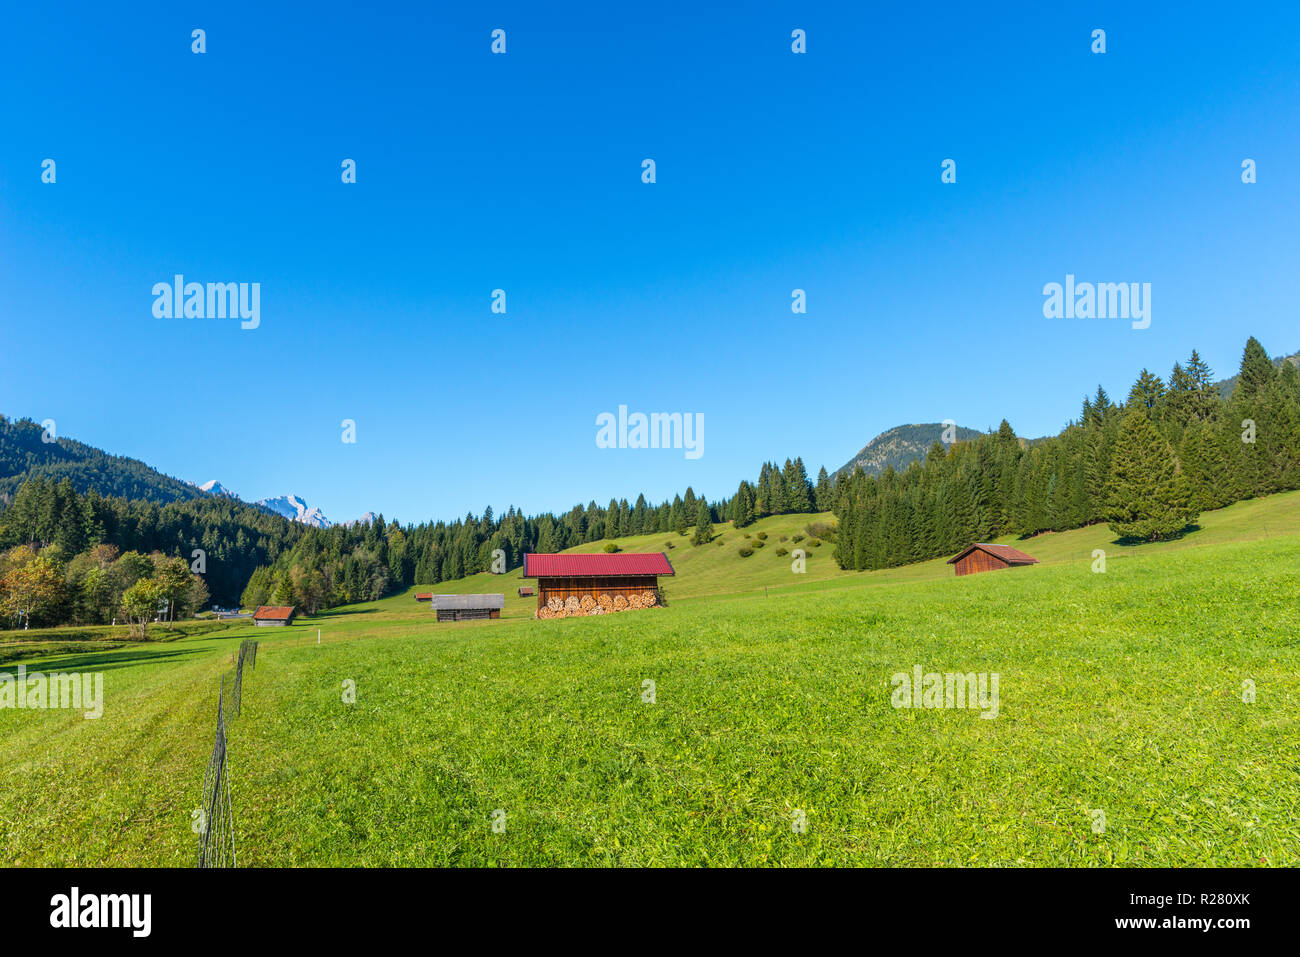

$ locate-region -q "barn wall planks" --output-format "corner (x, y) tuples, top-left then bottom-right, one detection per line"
(953, 550), (1011, 576)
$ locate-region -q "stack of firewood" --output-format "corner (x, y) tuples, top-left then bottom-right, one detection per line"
(535, 590), (659, 619)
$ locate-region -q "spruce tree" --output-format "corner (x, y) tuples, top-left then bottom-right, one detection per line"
(672, 502), (688, 536)
(814, 466), (833, 511)
(1237, 337), (1276, 401)
(732, 481), (755, 528)
(1106, 410), (1198, 540)
(784, 457), (813, 512)
(1126, 369), (1166, 411)
(692, 502), (713, 545)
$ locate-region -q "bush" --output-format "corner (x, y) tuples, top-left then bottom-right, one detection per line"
(805, 521), (836, 542)
(603, 542), (621, 553)
(807, 538), (821, 547)
(775, 547), (789, 557)
(664, 541), (674, 549)
(792, 534), (804, 543)
(756, 531), (768, 540)
(779, 535), (788, 542)
(743, 533), (751, 539)
(738, 546), (754, 558)
(752, 540), (765, 549)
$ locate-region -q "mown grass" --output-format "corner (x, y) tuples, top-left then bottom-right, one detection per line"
(0, 618), (247, 661)
(2, 493), (1298, 866)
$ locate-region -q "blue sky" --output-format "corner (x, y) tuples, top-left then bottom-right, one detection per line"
(2, 1), (1298, 525)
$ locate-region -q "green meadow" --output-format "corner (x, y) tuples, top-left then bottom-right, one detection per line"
(2, 492), (1298, 866)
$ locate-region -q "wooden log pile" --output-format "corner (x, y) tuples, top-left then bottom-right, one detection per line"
(536, 590), (660, 619)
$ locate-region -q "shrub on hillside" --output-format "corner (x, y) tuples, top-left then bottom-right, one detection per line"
(807, 538), (821, 547)
(752, 540), (765, 549)
(738, 546), (754, 558)
(603, 542), (621, 553)
(756, 531), (768, 540)
(775, 547), (789, 557)
(792, 534), (804, 543)
(805, 521), (836, 541)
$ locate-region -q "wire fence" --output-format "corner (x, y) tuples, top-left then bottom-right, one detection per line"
(196, 639), (258, 868)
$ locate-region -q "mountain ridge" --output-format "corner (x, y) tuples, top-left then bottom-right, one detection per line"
(836, 422), (985, 477)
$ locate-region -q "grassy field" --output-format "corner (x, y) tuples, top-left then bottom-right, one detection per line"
(2, 492), (1298, 866)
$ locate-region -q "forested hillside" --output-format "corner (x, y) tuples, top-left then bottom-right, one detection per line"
(0, 451), (832, 625)
(4, 337), (1296, 627)
(833, 338), (1300, 570)
(0, 478), (302, 622)
(238, 457), (830, 612)
(0, 416), (203, 503)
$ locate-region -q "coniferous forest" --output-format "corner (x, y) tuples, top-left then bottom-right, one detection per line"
(832, 337), (1300, 570)
(1, 337), (1296, 627)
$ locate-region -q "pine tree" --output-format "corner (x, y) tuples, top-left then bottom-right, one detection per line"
(814, 466), (832, 511)
(692, 502), (713, 545)
(732, 481), (755, 528)
(1106, 410), (1198, 540)
(1236, 337), (1276, 401)
(1093, 386), (1113, 422)
(1126, 369), (1166, 411)
(783, 457), (813, 512)
(672, 501), (689, 536)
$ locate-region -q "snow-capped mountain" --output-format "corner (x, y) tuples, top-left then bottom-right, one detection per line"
(197, 479), (240, 500)
(257, 494), (332, 529)
(345, 511), (379, 528)
(196, 480), (339, 529)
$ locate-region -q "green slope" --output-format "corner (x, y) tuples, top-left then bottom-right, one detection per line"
(388, 489), (1300, 608)
(3, 491), (1298, 866)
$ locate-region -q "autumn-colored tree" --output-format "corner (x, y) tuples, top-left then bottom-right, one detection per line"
(0, 550), (64, 628)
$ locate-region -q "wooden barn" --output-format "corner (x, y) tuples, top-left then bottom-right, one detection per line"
(431, 594), (505, 622)
(252, 605), (296, 627)
(517, 586), (535, 598)
(414, 592), (433, 602)
(523, 552), (674, 615)
(947, 543), (1039, 576)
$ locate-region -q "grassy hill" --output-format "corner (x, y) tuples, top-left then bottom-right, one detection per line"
(375, 489), (1300, 609)
(2, 491), (1298, 866)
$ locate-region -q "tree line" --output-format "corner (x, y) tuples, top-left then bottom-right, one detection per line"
(4, 336), (1294, 626)
(238, 455), (833, 612)
(832, 337), (1299, 571)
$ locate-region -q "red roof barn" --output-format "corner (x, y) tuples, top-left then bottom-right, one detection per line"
(252, 605), (296, 626)
(523, 552), (674, 616)
(946, 543), (1039, 576)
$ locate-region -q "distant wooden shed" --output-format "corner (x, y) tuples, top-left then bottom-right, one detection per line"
(517, 586), (535, 598)
(432, 594), (505, 622)
(947, 543), (1039, 577)
(252, 605), (296, 627)
(414, 592), (433, 602)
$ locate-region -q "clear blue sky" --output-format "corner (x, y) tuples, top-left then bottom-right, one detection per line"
(2, 2), (1297, 525)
